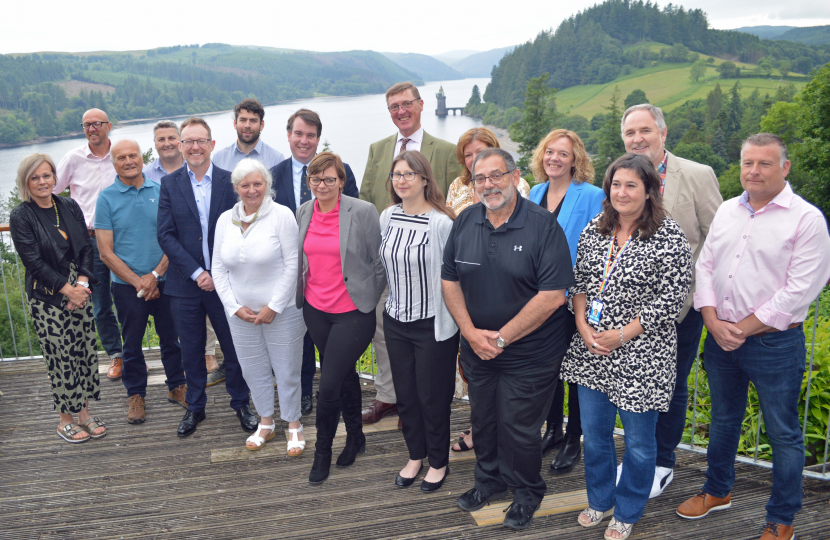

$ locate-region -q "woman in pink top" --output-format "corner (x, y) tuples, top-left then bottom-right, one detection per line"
(295, 152), (386, 485)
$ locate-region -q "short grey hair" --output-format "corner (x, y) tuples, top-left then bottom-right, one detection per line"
(153, 120), (180, 136)
(741, 133), (789, 166)
(110, 139), (141, 164)
(471, 147), (517, 177)
(621, 104), (667, 135)
(230, 158), (275, 199)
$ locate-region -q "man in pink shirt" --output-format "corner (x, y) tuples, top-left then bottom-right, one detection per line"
(54, 108), (123, 379)
(677, 133), (830, 540)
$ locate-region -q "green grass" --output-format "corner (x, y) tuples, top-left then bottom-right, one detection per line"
(77, 70), (173, 88)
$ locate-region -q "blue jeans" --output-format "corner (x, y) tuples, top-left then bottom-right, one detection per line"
(111, 282), (185, 397)
(702, 326), (805, 526)
(656, 308), (704, 468)
(578, 385), (659, 524)
(90, 236), (123, 358)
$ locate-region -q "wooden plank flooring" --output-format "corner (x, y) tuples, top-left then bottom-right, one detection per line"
(1, 351), (829, 539)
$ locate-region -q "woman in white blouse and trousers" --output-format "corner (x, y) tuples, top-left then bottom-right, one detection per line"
(213, 158), (307, 456)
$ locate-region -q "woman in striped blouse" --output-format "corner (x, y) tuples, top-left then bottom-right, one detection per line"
(380, 150), (460, 492)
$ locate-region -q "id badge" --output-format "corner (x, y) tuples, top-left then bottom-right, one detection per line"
(588, 299), (604, 325)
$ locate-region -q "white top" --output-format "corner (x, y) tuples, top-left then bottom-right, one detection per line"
(212, 203), (300, 319)
(53, 142), (116, 228)
(394, 126), (423, 156)
(381, 206), (434, 322)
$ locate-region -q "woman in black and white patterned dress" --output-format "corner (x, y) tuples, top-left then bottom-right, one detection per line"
(560, 154), (692, 540)
(380, 150), (460, 492)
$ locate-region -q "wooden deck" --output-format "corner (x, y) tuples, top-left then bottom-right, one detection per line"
(1, 350), (829, 540)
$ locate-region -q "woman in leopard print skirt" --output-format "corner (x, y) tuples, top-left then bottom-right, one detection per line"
(9, 153), (106, 444)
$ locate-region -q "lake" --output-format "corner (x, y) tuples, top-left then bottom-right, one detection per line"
(0, 78), (492, 199)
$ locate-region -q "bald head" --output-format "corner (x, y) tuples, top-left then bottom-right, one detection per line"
(81, 108), (112, 151)
(111, 139), (144, 183)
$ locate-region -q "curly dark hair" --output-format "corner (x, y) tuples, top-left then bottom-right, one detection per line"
(596, 153), (666, 241)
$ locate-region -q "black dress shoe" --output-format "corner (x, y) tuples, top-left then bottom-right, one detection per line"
(421, 467), (449, 492)
(541, 423), (565, 455)
(301, 395), (313, 415)
(236, 404), (258, 433)
(456, 487), (511, 512)
(177, 410), (206, 437)
(503, 501), (540, 530)
(550, 434), (582, 474)
(395, 463), (423, 488)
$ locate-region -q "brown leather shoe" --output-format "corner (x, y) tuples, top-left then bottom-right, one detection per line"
(107, 357), (123, 379)
(126, 395), (145, 424)
(759, 521), (794, 540)
(676, 490), (731, 520)
(167, 384), (188, 409)
(361, 400), (397, 424)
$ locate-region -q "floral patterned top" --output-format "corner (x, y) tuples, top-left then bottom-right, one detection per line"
(560, 215), (692, 413)
(445, 176), (531, 214)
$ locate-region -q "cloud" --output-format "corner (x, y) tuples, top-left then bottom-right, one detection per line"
(770, 5), (830, 20)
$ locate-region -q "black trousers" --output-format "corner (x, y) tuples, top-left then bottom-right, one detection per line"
(384, 312), (460, 469)
(546, 312), (581, 437)
(300, 330), (316, 397)
(462, 352), (560, 507)
(303, 302), (375, 449)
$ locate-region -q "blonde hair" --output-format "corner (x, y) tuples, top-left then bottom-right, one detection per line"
(531, 129), (594, 184)
(454, 128), (500, 186)
(16, 153), (57, 203)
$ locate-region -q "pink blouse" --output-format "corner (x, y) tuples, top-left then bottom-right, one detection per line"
(303, 196), (358, 313)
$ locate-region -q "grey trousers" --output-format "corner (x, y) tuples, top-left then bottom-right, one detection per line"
(372, 287), (396, 403)
(227, 307), (306, 422)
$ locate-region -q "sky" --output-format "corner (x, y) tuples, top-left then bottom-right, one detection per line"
(2, 0), (828, 56)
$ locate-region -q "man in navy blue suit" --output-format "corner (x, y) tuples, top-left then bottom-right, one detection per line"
(157, 117), (256, 437)
(269, 109), (358, 417)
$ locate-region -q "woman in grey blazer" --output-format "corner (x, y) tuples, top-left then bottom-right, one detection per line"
(296, 152), (386, 485)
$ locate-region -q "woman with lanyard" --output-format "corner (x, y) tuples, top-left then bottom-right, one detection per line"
(559, 154), (692, 540)
(9, 153), (105, 443)
(528, 129), (605, 473)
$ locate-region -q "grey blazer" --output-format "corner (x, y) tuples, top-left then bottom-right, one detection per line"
(296, 195), (387, 313)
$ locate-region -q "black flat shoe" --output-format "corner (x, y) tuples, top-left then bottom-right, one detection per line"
(177, 410), (206, 437)
(421, 467), (449, 492)
(456, 487), (511, 512)
(503, 501), (540, 530)
(301, 395), (313, 415)
(395, 463), (423, 488)
(541, 423), (565, 455)
(236, 404), (258, 433)
(550, 434), (582, 475)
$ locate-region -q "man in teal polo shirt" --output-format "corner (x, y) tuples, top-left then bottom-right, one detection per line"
(95, 139), (187, 424)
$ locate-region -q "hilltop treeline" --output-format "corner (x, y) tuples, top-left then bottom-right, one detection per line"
(485, 0), (830, 107)
(0, 46), (421, 144)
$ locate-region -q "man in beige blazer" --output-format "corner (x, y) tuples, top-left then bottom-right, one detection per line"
(359, 82), (462, 424)
(619, 103), (723, 498)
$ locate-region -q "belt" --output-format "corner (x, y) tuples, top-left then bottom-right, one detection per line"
(755, 322), (800, 338)
(88, 229), (96, 237)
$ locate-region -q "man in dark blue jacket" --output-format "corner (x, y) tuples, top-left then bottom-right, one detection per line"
(157, 116), (255, 437)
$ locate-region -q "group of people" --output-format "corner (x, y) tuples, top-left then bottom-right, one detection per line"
(9, 80), (829, 540)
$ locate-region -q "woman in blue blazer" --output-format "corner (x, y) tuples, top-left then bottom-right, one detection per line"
(528, 129), (605, 474)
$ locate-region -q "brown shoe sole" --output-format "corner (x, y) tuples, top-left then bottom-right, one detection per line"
(676, 500), (731, 520)
(167, 397), (188, 409)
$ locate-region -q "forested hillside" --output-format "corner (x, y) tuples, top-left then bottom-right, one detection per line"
(484, 0), (830, 108)
(0, 44), (422, 144)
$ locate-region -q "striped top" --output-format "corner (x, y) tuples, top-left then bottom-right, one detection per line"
(381, 205), (434, 322)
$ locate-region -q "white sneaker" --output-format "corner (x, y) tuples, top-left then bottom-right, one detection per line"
(615, 463), (622, 485)
(649, 466), (674, 499)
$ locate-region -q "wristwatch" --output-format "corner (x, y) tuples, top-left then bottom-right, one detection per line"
(77, 281), (89, 289)
(496, 332), (506, 349)
(152, 271), (162, 281)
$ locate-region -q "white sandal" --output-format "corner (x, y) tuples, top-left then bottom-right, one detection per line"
(578, 507), (615, 528)
(287, 424), (306, 457)
(604, 517), (633, 540)
(246, 422), (276, 451)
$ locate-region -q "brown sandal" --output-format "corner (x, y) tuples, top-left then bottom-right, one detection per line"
(57, 423), (90, 443)
(80, 417), (107, 439)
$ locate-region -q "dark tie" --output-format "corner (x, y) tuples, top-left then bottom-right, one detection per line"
(300, 165), (311, 204)
(399, 138), (411, 155)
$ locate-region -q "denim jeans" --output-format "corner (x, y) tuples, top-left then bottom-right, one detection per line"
(656, 308), (704, 468)
(702, 326), (805, 526)
(578, 385), (659, 524)
(90, 236), (123, 358)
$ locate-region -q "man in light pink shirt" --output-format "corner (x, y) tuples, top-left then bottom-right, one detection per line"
(54, 108), (123, 379)
(677, 133), (830, 540)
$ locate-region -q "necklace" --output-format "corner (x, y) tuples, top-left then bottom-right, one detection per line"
(52, 200), (68, 240)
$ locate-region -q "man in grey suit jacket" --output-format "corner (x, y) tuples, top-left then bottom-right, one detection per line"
(359, 82), (462, 424)
(619, 103), (723, 498)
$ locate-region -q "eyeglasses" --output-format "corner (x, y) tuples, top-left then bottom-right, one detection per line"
(30, 173), (54, 183)
(308, 176), (339, 186)
(389, 171), (421, 183)
(387, 100), (419, 113)
(182, 138), (211, 148)
(81, 121), (109, 130)
(473, 170), (513, 186)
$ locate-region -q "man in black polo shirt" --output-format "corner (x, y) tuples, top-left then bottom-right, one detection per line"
(442, 148), (574, 530)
